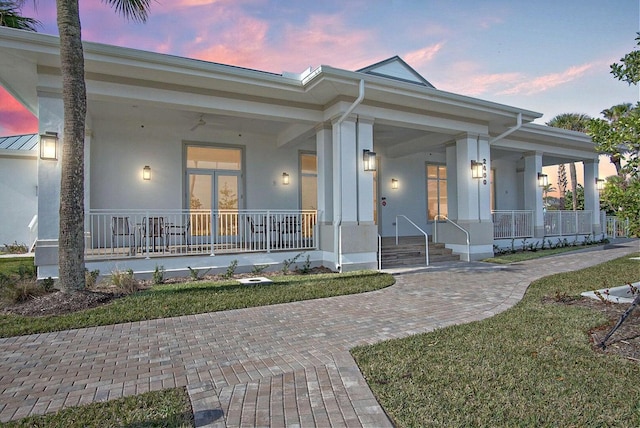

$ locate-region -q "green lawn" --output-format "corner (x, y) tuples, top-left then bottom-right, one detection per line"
(1, 388), (193, 428)
(352, 253), (640, 427)
(0, 268), (395, 338)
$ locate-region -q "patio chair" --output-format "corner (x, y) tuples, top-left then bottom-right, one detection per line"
(111, 216), (135, 255)
(280, 215), (300, 248)
(141, 216), (165, 252)
(246, 216), (267, 249)
(165, 217), (191, 250)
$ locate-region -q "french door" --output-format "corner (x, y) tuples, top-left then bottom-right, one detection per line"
(186, 171), (242, 241)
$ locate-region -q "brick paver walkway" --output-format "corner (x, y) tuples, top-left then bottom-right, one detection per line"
(1, 241), (638, 426)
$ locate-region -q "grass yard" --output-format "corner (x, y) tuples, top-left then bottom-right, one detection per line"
(0, 268), (395, 338)
(1, 388), (193, 428)
(484, 243), (609, 264)
(352, 253), (640, 427)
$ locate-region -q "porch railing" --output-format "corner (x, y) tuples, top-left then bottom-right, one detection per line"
(85, 209), (317, 259)
(492, 210), (596, 239)
(544, 210), (592, 236)
(605, 216), (630, 238)
(492, 210), (533, 239)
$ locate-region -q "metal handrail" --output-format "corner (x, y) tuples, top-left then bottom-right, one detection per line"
(28, 214), (38, 253)
(377, 234), (382, 271)
(433, 215), (470, 262)
(395, 215), (429, 266)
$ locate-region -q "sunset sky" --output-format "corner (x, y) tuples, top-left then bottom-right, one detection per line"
(2, 0), (638, 178)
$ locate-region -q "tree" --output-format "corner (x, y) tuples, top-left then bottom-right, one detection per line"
(546, 113), (591, 210)
(49, 0), (151, 292)
(599, 103), (632, 175)
(0, 0), (39, 30)
(541, 182), (557, 209)
(563, 184), (584, 211)
(610, 32), (640, 85)
(557, 163), (567, 208)
(599, 176), (640, 237)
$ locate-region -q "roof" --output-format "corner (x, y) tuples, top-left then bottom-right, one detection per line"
(0, 134), (38, 151)
(357, 56), (435, 88)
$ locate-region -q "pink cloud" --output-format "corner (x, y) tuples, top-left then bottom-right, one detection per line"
(404, 42), (445, 68)
(498, 63), (595, 96)
(0, 88), (37, 135)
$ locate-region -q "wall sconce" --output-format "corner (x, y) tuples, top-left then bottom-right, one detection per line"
(471, 160), (483, 179)
(363, 149), (377, 171)
(282, 172), (290, 185)
(537, 172), (548, 187)
(142, 165), (151, 181)
(391, 178), (399, 189)
(39, 132), (58, 160)
(596, 178), (605, 191)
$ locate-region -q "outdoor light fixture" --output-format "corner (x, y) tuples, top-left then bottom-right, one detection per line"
(471, 160), (483, 179)
(363, 149), (377, 171)
(391, 178), (399, 189)
(39, 132), (58, 160)
(596, 178), (605, 191)
(537, 172), (548, 187)
(282, 172), (290, 185)
(142, 165), (151, 181)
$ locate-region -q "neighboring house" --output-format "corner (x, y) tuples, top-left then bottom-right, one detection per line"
(0, 134), (38, 250)
(0, 27), (602, 279)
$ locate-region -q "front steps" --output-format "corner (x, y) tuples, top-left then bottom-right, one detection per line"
(380, 236), (460, 268)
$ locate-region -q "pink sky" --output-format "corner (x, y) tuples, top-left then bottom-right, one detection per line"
(1, 0), (637, 181)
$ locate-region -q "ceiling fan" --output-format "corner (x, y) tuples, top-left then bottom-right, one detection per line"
(190, 114), (206, 131)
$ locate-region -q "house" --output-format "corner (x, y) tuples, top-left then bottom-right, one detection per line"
(0, 134), (38, 250)
(0, 27), (603, 279)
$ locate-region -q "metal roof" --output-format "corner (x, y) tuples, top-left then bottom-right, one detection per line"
(0, 134), (38, 151)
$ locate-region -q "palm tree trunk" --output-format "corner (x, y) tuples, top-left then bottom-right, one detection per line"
(56, 0), (86, 291)
(569, 162), (578, 211)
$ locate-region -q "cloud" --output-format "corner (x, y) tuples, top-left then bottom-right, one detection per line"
(498, 63), (595, 96)
(404, 42), (445, 68)
(0, 88), (37, 135)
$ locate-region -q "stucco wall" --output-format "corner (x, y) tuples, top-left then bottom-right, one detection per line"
(377, 151), (446, 237)
(0, 154), (37, 247)
(89, 118), (315, 212)
(491, 158), (519, 210)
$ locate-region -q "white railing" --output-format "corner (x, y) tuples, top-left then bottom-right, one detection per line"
(544, 210), (592, 236)
(86, 209), (317, 259)
(433, 215), (469, 261)
(492, 210), (533, 239)
(27, 214), (38, 252)
(605, 216), (630, 238)
(395, 215), (429, 265)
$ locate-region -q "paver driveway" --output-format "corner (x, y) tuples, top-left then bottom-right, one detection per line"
(0, 241), (638, 427)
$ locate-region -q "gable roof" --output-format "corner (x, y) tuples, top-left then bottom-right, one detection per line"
(357, 56), (435, 88)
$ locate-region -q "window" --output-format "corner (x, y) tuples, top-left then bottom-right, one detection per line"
(300, 153), (317, 210)
(426, 164), (447, 221)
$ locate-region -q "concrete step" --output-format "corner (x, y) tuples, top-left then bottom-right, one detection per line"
(380, 236), (460, 268)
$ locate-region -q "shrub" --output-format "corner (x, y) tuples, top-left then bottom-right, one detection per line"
(1, 278), (49, 304)
(111, 269), (138, 294)
(85, 269), (100, 288)
(223, 260), (238, 279)
(251, 264), (268, 275)
(2, 241), (28, 254)
(152, 265), (165, 285)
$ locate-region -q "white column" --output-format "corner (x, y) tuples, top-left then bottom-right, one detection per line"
(35, 94), (64, 275)
(315, 123), (333, 223)
(445, 143), (458, 220)
(455, 134), (479, 221)
(583, 159), (601, 235)
(357, 116), (374, 223)
(477, 135), (492, 222)
(37, 95), (64, 241)
(332, 115), (358, 223)
(523, 152), (544, 237)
